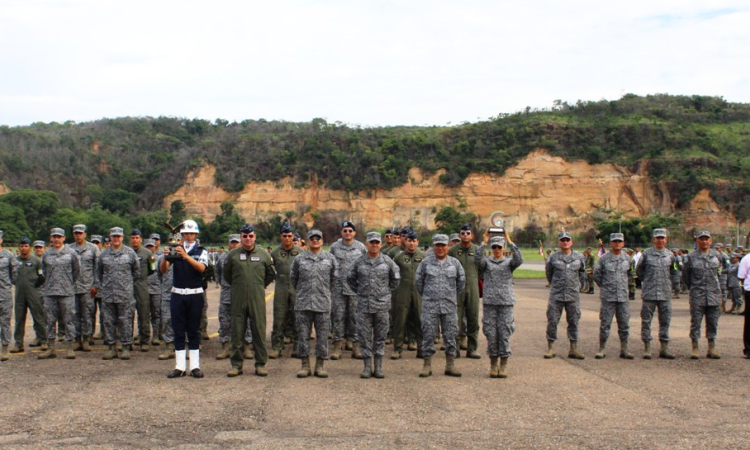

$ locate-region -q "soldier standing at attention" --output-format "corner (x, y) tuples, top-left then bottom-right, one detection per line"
(448, 224), (481, 359)
(0, 230), (17, 361)
(416, 234), (466, 378)
(727, 253), (743, 315)
(69, 224), (99, 352)
(391, 230), (425, 360)
(215, 234), (254, 361)
(90, 235), (105, 342)
(383, 229), (394, 253)
(157, 246), (176, 361)
(224, 224), (275, 377)
(583, 248), (595, 294)
(474, 231), (523, 378)
(592, 233), (634, 360)
(348, 232), (400, 379)
(161, 220), (208, 378)
(11, 237), (47, 354)
(148, 234), (164, 344)
(544, 231), (586, 360)
(713, 244), (731, 313)
(38, 228), (80, 360)
(130, 230), (153, 351)
(635, 228), (677, 360)
(291, 229), (338, 378)
(683, 231), (723, 359)
(329, 221), (367, 360)
(670, 248), (683, 299)
(269, 224), (303, 359)
(95, 227), (140, 361)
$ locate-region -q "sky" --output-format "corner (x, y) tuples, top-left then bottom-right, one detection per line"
(1, 0), (749, 127)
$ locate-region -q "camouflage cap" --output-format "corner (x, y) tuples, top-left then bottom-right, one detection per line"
(307, 229), (323, 239)
(366, 231), (382, 243)
(449, 233), (460, 242)
(144, 239), (155, 247)
(653, 228), (668, 238)
(696, 230), (711, 239)
(432, 234), (449, 245)
(72, 224), (86, 233)
(610, 233), (624, 242)
(557, 231), (571, 240)
(33, 240), (45, 248)
(149, 233), (161, 240)
(228, 234), (241, 243)
(91, 235), (103, 243)
(50, 228), (65, 237)
(109, 227), (124, 237)
(489, 236), (506, 248)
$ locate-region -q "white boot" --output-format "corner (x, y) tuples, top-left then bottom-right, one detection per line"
(175, 350), (187, 372)
(189, 349), (200, 371)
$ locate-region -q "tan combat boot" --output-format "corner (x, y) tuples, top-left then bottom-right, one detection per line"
(330, 340), (343, 360)
(459, 336), (468, 351)
(498, 357), (509, 378)
(595, 340), (606, 359)
(254, 364), (268, 377)
(391, 347), (402, 360)
(65, 341), (76, 359)
(543, 340), (556, 359)
(297, 357), (311, 378)
(119, 346), (131, 360)
(568, 341), (585, 360)
(0, 345), (9, 361)
(9, 344), (23, 354)
(345, 339), (353, 351)
(81, 336), (92, 352)
(643, 341), (652, 359)
(351, 342), (363, 360)
(314, 357), (328, 378)
(103, 344), (117, 360)
(243, 343), (254, 360)
(444, 355), (462, 377)
(72, 338), (82, 351)
(707, 339), (721, 359)
(38, 342), (56, 359)
(691, 340), (700, 359)
(216, 341), (231, 360)
(659, 340), (675, 360)
(268, 348), (281, 359)
(419, 356), (432, 378)
(620, 339), (634, 359)
(158, 343), (175, 360)
(489, 357), (499, 378)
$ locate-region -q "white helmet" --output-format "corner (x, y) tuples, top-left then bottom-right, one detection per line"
(181, 220), (200, 234)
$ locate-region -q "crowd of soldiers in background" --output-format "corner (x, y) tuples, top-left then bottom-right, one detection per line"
(1, 219), (748, 380)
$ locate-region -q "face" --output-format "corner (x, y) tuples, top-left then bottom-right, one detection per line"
(558, 237), (572, 251)
(34, 246), (44, 256)
(130, 235), (142, 249)
(491, 245), (504, 258)
(405, 238), (418, 253)
(610, 240), (624, 252)
(384, 234), (392, 246)
(459, 230), (472, 245)
(652, 236), (667, 250)
(391, 235), (401, 247)
(697, 236), (712, 251)
(110, 235), (123, 248)
(50, 235), (65, 248)
(18, 243), (30, 257)
(366, 240), (381, 256)
(434, 243), (448, 259)
(241, 232), (256, 250)
(153, 239), (160, 249)
(308, 235), (323, 251)
(73, 230), (86, 244)
(341, 227), (356, 241)
(228, 241), (240, 250)
(449, 240), (459, 248)
(281, 232), (295, 249)
(182, 232), (197, 243)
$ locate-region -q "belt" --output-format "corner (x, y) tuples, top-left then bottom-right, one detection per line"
(171, 287), (204, 295)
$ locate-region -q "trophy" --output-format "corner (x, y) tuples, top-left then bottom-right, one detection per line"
(488, 212), (505, 237)
(163, 221), (184, 263)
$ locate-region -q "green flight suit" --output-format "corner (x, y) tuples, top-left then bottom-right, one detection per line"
(223, 245), (276, 369)
(448, 243), (480, 353)
(133, 246), (153, 344)
(14, 254), (46, 346)
(270, 245), (302, 352)
(392, 249), (425, 352)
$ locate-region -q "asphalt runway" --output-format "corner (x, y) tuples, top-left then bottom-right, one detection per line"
(1, 279), (749, 449)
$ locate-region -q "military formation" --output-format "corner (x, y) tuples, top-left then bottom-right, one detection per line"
(1, 219), (749, 380)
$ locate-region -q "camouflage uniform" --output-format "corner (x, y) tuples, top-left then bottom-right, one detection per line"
(42, 245), (80, 343)
(545, 251), (586, 342)
(132, 246), (153, 344)
(475, 243), (523, 358)
(728, 261), (743, 309)
(96, 246), (140, 346)
(670, 251), (683, 297)
(448, 243), (481, 354)
(0, 249), (17, 346)
(593, 252), (632, 342)
(270, 245), (303, 353)
(347, 253), (400, 358)
(391, 249), (426, 353)
(147, 249), (162, 340)
(416, 255), (466, 357)
(718, 251), (730, 301)
(329, 239), (367, 344)
(157, 255), (174, 345)
(682, 249), (722, 341)
(291, 250), (338, 358)
(69, 241), (99, 341)
(214, 252), (253, 345)
(584, 252), (595, 293)
(635, 247), (676, 342)
(628, 257), (637, 300)
(13, 253), (46, 346)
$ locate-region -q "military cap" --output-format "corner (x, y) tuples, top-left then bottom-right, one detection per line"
(307, 229), (323, 239)
(366, 231), (382, 243)
(460, 223), (472, 231)
(293, 233), (301, 240)
(385, 228), (393, 235)
(653, 228), (668, 238)
(557, 231), (571, 240)
(130, 229), (142, 237)
(91, 235), (103, 243)
(72, 224), (86, 233)
(33, 240), (45, 248)
(110, 227), (124, 237)
(449, 233), (460, 242)
(280, 223), (294, 234)
(730, 253), (742, 259)
(400, 227), (410, 235)
(713, 243), (724, 249)
(696, 230), (711, 239)
(432, 234), (449, 245)
(489, 236), (506, 248)
(240, 223), (255, 234)
(610, 233), (624, 242)
(149, 233), (161, 240)
(341, 221), (356, 231)
(671, 248), (680, 253)
(228, 234), (241, 243)
(406, 230), (418, 240)
(738, 246), (745, 250)
(50, 228), (65, 237)
(19, 236), (31, 245)
(144, 239), (155, 247)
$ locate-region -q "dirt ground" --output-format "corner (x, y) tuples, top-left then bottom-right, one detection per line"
(1, 279), (749, 449)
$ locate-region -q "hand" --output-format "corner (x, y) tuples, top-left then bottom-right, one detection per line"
(504, 230), (513, 245)
(483, 230), (489, 245)
(174, 245), (187, 259)
(90, 287), (98, 297)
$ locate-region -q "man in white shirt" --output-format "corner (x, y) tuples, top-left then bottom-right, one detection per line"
(737, 252), (750, 359)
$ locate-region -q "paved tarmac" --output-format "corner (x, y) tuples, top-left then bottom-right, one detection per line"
(1, 280), (749, 449)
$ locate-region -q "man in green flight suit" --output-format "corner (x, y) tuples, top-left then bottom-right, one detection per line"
(448, 224), (481, 359)
(269, 223), (303, 359)
(11, 236), (47, 354)
(391, 230), (425, 359)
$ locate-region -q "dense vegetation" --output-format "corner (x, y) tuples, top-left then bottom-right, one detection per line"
(1, 94), (749, 242)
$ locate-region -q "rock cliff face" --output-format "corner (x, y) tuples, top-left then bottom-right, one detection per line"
(163, 150), (734, 232)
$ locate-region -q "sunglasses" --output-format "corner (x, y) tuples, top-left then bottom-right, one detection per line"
(342, 229), (354, 234)
(559, 238), (571, 242)
(241, 234), (255, 238)
(460, 231), (472, 236)
(281, 234), (294, 238)
(309, 236), (321, 241)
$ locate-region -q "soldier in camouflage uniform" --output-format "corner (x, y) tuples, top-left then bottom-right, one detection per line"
(713, 244), (731, 313)
(728, 253), (744, 314)
(38, 228), (80, 360)
(269, 224), (303, 359)
(448, 224), (481, 359)
(348, 232), (400, 379)
(214, 234), (254, 360)
(416, 234), (466, 378)
(95, 227), (140, 360)
(583, 248), (595, 294)
(11, 237), (46, 354)
(474, 231), (523, 378)
(625, 248), (637, 301)
(157, 250), (176, 360)
(329, 221), (367, 360)
(90, 235), (105, 341)
(291, 229), (338, 378)
(683, 231), (723, 359)
(130, 230), (154, 351)
(670, 248), (683, 299)
(391, 230), (425, 360)
(592, 233), (634, 360)
(635, 228), (677, 359)
(544, 231), (586, 360)
(147, 234), (163, 344)
(69, 224), (99, 352)
(0, 230), (17, 360)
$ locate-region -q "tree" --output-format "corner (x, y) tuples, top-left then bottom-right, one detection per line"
(100, 188), (135, 216)
(0, 202), (32, 242)
(169, 200), (187, 226)
(0, 190), (58, 238)
(434, 205), (480, 236)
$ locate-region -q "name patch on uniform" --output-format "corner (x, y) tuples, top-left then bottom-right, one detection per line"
(25, 262), (33, 266)
(414, 258), (423, 262)
(251, 256), (260, 262)
(240, 254), (247, 261)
